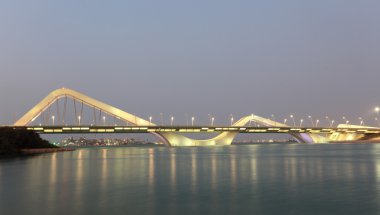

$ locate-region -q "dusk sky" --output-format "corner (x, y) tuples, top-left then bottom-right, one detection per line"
(1, 1), (379, 126)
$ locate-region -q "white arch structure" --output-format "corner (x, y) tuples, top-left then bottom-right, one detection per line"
(15, 88), (328, 146)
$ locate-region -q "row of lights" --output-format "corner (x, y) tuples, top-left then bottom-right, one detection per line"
(48, 107), (380, 127)
(282, 107), (380, 127)
(51, 115), (107, 126)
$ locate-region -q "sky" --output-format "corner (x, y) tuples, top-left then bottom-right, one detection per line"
(0, 0), (380, 126)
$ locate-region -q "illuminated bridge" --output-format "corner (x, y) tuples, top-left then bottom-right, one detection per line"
(19, 125), (380, 135)
(7, 88), (380, 146)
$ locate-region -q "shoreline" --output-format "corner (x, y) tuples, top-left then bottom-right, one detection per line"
(21, 148), (76, 155)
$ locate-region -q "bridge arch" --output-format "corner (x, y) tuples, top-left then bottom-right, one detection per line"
(15, 88), (322, 146)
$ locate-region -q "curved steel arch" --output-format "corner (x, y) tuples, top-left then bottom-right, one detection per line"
(15, 88), (321, 146)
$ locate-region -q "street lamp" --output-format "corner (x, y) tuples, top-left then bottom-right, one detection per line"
(308, 116), (315, 127)
(315, 119), (320, 127)
(299, 119), (304, 127)
(171, 116), (174, 126)
(290, 115), (295, 127)
(52, 115), (55, 126)
(331, 120), (335, 128)
(375, 107), (380, 115)
(78, 116), (81, 126)
(103, 116), (106, 126)
(358, 117), (363, 126)
(211, 117), (215, 126)
(283, 118), (288, 125)
(149, 116), (152, 126)
(230, 115), (234, 126)
(191, 116), (195, 126)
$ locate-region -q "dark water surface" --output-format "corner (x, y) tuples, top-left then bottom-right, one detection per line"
(1, 144), (380, 215)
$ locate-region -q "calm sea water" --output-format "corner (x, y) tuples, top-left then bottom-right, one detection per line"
(1, 144), (380, 215)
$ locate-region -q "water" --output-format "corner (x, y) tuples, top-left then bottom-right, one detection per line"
(1, 144), (380, 215)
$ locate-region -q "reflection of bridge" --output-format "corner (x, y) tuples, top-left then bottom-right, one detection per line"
(8, 88), (380, 146)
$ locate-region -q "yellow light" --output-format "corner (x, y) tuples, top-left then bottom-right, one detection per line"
(268, 128), (280, 131)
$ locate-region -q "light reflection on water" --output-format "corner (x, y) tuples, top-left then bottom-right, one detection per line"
(1, 144), (380, 215)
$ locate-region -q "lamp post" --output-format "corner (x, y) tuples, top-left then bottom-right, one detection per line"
(52, 115), (55, 126)
(230, 115), (234, 126)
(160, 113), (163, 126)
(290, 115), (295, 127)
(171, 116), (174, 126)
(149, 116), (152, 126)
(316, 119), (320, 127)
(78, 116), (81, 126)
(299, 119), (304, 127)
(283, 118), (288, 125)
(191, 116), (195, 126)
(331, 120), (335, 128)
(358, 117), (363, 126)
(103, 116), (106, 126)
(211, 117), (215, 126)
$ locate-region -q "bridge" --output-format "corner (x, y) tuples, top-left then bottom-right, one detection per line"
(6, 88), (380, 146)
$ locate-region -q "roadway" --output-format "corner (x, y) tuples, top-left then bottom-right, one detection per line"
(3, 125), (380, 135)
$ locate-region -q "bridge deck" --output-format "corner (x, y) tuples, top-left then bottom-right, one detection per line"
(3, 126), (380, 134)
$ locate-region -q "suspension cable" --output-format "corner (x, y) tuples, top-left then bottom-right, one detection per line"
(73, 98), (78, 125)
(80, 101), (84, 125)
(63, 96), (67, 125)
(56, 98), (61, 126)
(46, 103), (51, 125)
(99, 109), (102, 125)
(93, 106), (97, 126)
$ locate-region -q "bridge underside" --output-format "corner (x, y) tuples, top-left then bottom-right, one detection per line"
(13, 88), (380, 146)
